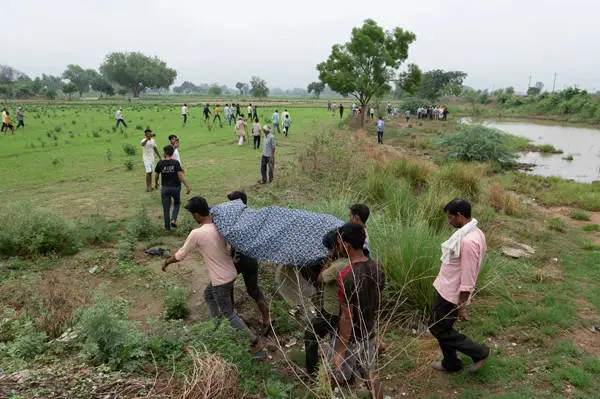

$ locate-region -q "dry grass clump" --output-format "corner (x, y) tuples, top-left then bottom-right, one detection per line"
(181, 347), (238, 399)
(489, 183), (522, 216)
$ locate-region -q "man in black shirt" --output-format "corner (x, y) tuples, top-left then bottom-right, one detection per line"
(155, 145), (192, 231)
(203, 104), (211, 124)
(226, 191), (271, 335)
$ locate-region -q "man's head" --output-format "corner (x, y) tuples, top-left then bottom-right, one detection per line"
(275, 110), (278, 113)
(185, 196), (210, 223)
(254, 118), (259, 123)
(323, 228), (342, 256)
(227, 190), (247, 205)
(183, 103), (187, 106)
(168, 134), (178, 144)
(163, 145), (175, 157)
(444, 198), (472, 228)
(263, 125), (271, 135)
(144, 129), (152, 139)
(18, 106), (22, 110)
(349, 204), (370, 226)
(338, 223), (366, 251)
(284, 109), (287, 112)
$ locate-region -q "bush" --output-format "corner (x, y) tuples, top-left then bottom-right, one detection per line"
(126, 205), (158, 241)
(583, 224), (600, 232)
(0, 207), (80, 257)
(77, 213), (117, 245)
(489, 183), (522, 216)
(3, 316), (47, 359)
(570, 209), (592, 221)
(75, 296), (145, 371)
(546, 217), (567, 233)
(437, 125), (518, 167)
(116, 239), (135, 261)
(122, 143), (137, 156)
(124, 160), (135, 170)
(163, 287), (190, 320)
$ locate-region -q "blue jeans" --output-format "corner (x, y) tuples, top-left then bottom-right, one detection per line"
(377, 130), (383, 144)
(261, 155), (273, 183)
(116, 119), (127, 128)
(161, 185), (181, 229)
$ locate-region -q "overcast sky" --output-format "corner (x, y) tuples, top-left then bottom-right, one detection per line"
(5, 0), (599, 93)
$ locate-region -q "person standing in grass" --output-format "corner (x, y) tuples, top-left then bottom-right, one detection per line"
(226, 191), (272, 335)
(203, 104), (211, 124)
(376, 116), (384, 144)
(141, 129), (161, 192)
(252, 118), (261, 149)
(236, 103), (241, 117)
(271, 109), (281, 134)
(404, 109), (411, 123)
(224, 104), (233, 126)
(213, 104), (222, 125)
(281, 108), (290, 121)
(181, 103), (188, 125)
(235, 116), (247, 146)
(115, 108), (127, 128)
(168, 134), (182, 168)
(260, 125), (275, 184)
(162, 196), (264, 357)
(252, 105), (258, 121)
(282, 114), (292, 137)
(247, 104), (253, 120)
(339, 103), (344, 119)
(155, 145), (191, 231)
(16, 107), (24, 130)
(2, 110), (14, 135)
(430, 198), (490, 374)
(332, 223), (385, 399)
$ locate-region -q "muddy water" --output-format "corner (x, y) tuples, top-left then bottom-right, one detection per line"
(483, 120), (600, 183)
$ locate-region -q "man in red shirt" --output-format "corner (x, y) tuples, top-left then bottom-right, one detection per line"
(430, 198), (490, 373)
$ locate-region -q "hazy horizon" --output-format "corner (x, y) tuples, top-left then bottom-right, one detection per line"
(5, 0), (599, 93)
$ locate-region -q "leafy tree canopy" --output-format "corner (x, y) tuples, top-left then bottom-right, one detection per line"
(250, 76), (269, 98)
(307, 81), (326, 98)
(419, 69), (467, 101)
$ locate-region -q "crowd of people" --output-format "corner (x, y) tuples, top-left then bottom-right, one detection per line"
(2, 106), (25, 134)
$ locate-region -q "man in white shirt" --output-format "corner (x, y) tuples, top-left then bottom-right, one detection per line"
(116, 108), (128, 128)
(181, 104), (188, 125)
(271, 110), (280, 134)
(224, 104), (231, 126)
(168, 134), (182, 167)
(281, 109), (290, 120)
(141, 129), (162, 191)
(247, 104), (253, 119)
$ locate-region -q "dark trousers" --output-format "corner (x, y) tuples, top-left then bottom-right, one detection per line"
(253, 135), (261, 149)
(213, 114), (221, 123)
(340, 110), (344, 118)
(377, 130), (383, 144)
(232, 260), (265, 302)
(273, 123), (281, 134)
(430, 291), (489, 371)
(16, 120), (24, 129)
(116, 119), (127, 128)
(261, 155), (274, 183)
(161, 186), (181, 230)
(183, 114), (187, 124)
(305, 311), (339, 375)
(283, 126), (289, 137)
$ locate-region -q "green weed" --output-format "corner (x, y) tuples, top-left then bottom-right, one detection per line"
(163, 287), (190, 320)
(570, 209), (592, 221)
(546, 217), (567, 233)
(582, 224), (600, 232)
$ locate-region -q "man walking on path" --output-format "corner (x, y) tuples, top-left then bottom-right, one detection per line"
(226, 191), (272, 335)
(282, 114), (292, 137)
(247, 104), (253, 120)
(162, 196), (264, 356)
(16, 107), (24, 130)
(252, 118), (261, 149)
(260, 125), (275, 184)
(203, 104), (211, 124)
(181, 104), (188, 125)
(213, 104), (222, 125)
(116, 108), (127, 128)
(141, 129), (161, 192)
(430, 198), (490, 373)
(376, 116), (384, 144)
(155, 145), (191, 231)
(272, 109), (281, 134)
(339, 104), (344, 119)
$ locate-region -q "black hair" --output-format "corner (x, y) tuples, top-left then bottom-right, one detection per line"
(163, 145), (174, 156)
(275, 110), (278, 112)
(254, 118), (259, 123)
(184, 196), (210, 216)
(183, 103), (187, 106)
(168, 134), (177, 141)
(322, 229), (339, 251)
(144, 129), (152, 133)
(339, 223), (366, 250)
(227, 190), (247, 205)
(444, 198), (472, 218)
(349, 203), (370, 224)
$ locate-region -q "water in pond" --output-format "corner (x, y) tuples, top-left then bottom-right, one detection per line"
(483, 120), (600, 183)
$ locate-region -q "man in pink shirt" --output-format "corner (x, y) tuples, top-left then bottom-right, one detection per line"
(162, 196), (262, 354)
(430, 198), (490, 373)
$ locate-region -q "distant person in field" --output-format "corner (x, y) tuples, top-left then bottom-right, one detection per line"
(181, 103), (188, 125)
(16, 107), (24, 130)
(370, 107), (375, 119)
(203, 104), (211, 123)
(376, 116), (384, 144)
(235, 116), (247, 146)
(327, 100), (332, 112)
(271, 109), (280, 134)
(236, 103), (241, 117)
(442, 106), (449, 121)
(162, 196), (264, 357)
(155, 145), (191, 231)
(225, 104), (234, 126)
(332, 103), (338, 116)
(281, 108), (290, 121)
(226, 191), (272, 334)
(430, 198), (490, 374)
(282, 114), (292, 137)
(2, 109), (14, 135)
(339, 103), (344, 118)
(387, 102), (392, 115)
(252, 118), (261, 149)
(405, 109), (411, 123)
(168, 134), (182, 168)
(260, 125), (275, 184)
(141, 129), (161, 192)
(115, 108), (127, 128)
(252, 105), (258, 120)
(213, 104), (222, 125)
(247, 104), (253, 119)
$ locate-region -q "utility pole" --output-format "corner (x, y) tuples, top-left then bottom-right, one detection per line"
(552, 73), (557, 93)
(528, 75), (532, 89)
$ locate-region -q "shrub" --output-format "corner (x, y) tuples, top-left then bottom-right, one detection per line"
(3, 317), (47, 359)
(77, 213), (117, 244)
(75, 296), (145, 371)
(535, 144), (563, 154)
(583, 224), (600, 232)
(116, 239), (135, 261)
(546, 217), (567, 233)
(124, 160), (135, 170)
(145, 318), (186, 362)
(122, 143), (137, 156)
(164, 287), (190, 320)
(32, 277), (74, 339)
(437, 125), (518, 167)
(570, 209), (592, 221)
(126, 205), (158, 241)
(489, 183), (522, 216)
(0, 207), (80, 257)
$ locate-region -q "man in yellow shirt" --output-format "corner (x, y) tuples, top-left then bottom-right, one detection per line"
(213, 104), (222, 126)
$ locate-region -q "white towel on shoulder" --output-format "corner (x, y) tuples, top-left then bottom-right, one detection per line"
(440, 219), (478, 264)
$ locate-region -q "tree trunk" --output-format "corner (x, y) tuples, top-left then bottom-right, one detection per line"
(360, 104), (366, 128)
(132, 86), (140, 98)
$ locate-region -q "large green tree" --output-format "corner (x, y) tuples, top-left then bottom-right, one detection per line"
(419, 69), (468, 101)
(99, 52), (177, 97)
(317, 19), (416, 126)
(307, 81), (326, 98)
(395, 63), (422, 97)
(62, 82), (78, 100)
(62, 65), (99, 96)
(91, 76), (115, 96)
(250, 76), (269, 98)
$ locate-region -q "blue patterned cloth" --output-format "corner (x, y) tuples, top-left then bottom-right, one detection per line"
(210, 200), (344, 267)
